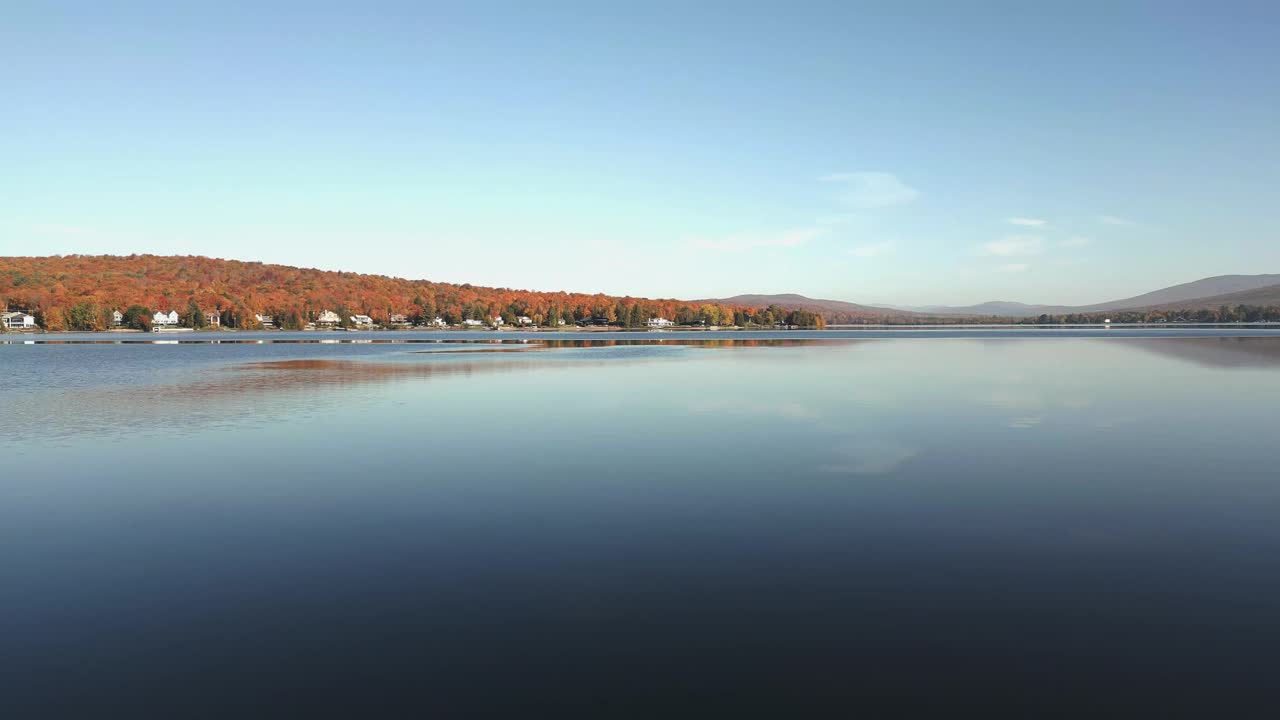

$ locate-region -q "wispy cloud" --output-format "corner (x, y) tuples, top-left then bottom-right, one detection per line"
(814, 213), (858, 227)
(849, 241), (893, 258)
(996, 263), (1031, 273)
(821, 172), (919, 209)
(980, 235), (1043, 256)
(1098, 214), (1137, 227)
(690, 226), (828, 252)
(1007, 217), (1047, 227)
(1059, 235), (1092, 248)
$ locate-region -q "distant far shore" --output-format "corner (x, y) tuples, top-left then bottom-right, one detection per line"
(7, 321), (1279, 336)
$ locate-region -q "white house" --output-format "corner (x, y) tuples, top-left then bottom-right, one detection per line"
(389, 313), (408, 325)
(153, 310), (179, 327)
(2, 311), (36, 330)
(254, 313), (275, 328)
(463, 319), (484, 327)
(429, 317), (448, 328)
(646, 317), (675, 328)
(351, 314), (374, 326)
(492, 315), (504, 327)
(516, 316), (533, 325)
(316, 310), (341, 326)
(111, 310), (124, 326)
(205, 311), (220, 327)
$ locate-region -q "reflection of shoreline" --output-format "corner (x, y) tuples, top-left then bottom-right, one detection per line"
(7, 349), (687, 442)
(1117, 337), (1280, 368)
(12, 328), (1280, 346)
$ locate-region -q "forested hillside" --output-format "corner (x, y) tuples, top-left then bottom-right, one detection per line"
(0, 255), (826, 330)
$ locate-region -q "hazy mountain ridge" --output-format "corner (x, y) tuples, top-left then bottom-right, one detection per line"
(1134, 282), (1280, 311)
(890, 274), (1280, 316)
(693, 293), (913, 319)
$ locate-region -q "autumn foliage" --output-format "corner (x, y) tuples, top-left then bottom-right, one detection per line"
(0, 255), (825, 330)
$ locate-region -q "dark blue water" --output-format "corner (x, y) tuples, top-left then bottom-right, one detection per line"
(3, 331), (1280, 715)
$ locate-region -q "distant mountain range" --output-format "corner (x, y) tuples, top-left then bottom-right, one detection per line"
(708, 274), (1280, 320)
(692, 293), (907, 319)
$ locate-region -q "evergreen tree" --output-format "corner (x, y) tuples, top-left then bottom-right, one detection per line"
(186, 298), (206, 328)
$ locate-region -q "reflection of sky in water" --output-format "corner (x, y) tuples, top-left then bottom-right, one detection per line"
(3, 336), (1280, 713)
(5, 337), (1280, 466)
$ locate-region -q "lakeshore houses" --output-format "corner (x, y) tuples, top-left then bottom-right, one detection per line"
(153, 310), (180, 327)
(254, 314), (275, 328)
(646, 317), (675, 328)
(389, 313), (409, 325)
(517, 316), (533, 326)
(492, 315), (504, 327)
(316, 310), (341, 327)
(463, 319), (484, 327)
(429, 317), (448, 328)
(205, 312), (220, 327)
(351, 314), (374, 327)
(2, 311), (36, 330)
(111, 310), (124, 326)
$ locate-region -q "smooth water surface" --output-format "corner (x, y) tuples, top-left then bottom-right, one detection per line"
(3, 331), (1280, 714)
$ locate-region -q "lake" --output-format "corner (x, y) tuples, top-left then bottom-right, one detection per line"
(4, 330), (1280, 715)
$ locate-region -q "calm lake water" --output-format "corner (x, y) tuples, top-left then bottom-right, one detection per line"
(4, 330), (1280, 715)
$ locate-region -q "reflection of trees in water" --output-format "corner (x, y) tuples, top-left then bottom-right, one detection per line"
(10, 356), (571, 442)
(535, 338), (831, 349)
(5, 339), (868, 443)
(1120, 338), (1280, 368)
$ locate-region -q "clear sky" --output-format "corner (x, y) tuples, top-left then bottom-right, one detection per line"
(3, 1), (1277, 306)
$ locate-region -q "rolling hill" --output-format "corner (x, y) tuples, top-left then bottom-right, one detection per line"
(917, 274), (1280, 316)
(1135, 282), (1280, 311)
(0, 255), (821, 331)
(693, 293), (915, 322)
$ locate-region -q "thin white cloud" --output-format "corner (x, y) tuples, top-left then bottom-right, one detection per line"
(1098, 214), (1137, 227)
(1008, 217), (1047, 227)
(690, 226), (828, 252)
(814, 213), (858, 226)
(1059, 235), (1092, 248)
(821, 171), (919, 209)
(980, 235), (1043, 256)
(996, 263), (1031, 273)
(849, 241), (893, 258)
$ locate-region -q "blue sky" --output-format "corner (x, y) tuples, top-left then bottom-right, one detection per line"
(3, 1), (1277, 305)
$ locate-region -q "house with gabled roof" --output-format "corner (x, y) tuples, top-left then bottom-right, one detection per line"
(2, 311), (36, 330)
